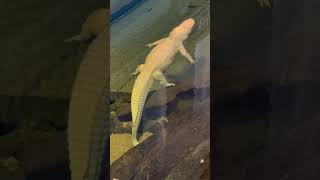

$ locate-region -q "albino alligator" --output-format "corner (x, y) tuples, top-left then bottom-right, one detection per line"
(66, 8), (109, 180)
(130, 18), (196, 146)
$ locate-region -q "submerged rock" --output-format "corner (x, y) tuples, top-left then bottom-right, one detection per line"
(0, 157), (26, 180)
(110, 111), (131, 134)
(110, 92), (131, 104)
(110, 81), (210, 179)
(15, 131), (68, 175)
(0, 127), (68, 177)
(165, 139), (210, 180)
(0, 128), (30, 157)
(0, 157), (20, 172)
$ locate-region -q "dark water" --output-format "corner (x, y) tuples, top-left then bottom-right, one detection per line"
(27, 164), (71, 180)
(213, 0), (320, 179)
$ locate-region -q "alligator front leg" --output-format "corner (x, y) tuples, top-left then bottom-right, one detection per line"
(130, 64), (144, 75)
(152, 70), (175, 87)
(179, 44), (195, 64)
(146, 38), (167, 48)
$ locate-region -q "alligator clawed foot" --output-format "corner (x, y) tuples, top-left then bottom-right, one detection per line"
(189, 59), (195, 64)
(165, 83), (175, 87)
(257, 0), (272, 8)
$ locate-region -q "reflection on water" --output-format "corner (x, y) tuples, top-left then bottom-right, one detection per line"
(193, 33), (210, 112)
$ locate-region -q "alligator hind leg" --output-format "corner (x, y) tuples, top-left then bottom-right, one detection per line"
(130, 64), (144, 75)
(152, 70), (175, 87)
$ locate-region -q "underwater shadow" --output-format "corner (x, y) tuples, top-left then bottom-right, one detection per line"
(213, 83), (271, 124)
(26, 164), (70, 180)
(213, 79), (320, 179)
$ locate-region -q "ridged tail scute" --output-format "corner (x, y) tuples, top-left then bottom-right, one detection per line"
(131, 69), (154, 146)
(83, 85), (108, 180)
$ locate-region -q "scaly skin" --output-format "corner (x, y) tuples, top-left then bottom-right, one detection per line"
(130, 18), (196, 146)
